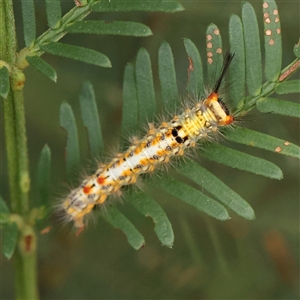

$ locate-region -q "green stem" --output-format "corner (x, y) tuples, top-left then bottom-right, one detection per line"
(236, 57), (300, 114)
(16, 0), (99, 69)
(1, 0), (19, 213)
(1, 0), (38, 299)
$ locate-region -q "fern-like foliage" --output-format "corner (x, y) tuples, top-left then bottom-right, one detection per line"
(0, 0), (183, 258)
(0, 0), (184, 87)
(58, 0), (300, 249)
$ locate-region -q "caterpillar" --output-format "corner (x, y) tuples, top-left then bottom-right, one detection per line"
(61, 52), (235, 233)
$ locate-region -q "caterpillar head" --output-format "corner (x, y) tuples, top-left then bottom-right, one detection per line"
(204, 92), (234, 126)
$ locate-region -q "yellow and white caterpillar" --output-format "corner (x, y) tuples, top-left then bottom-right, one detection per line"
(62, 52), (235, 233)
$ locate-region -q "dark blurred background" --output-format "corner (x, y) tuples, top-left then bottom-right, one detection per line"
(1, 0), (299, 299)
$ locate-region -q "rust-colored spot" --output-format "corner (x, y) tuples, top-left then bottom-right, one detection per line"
(207, 51), (213, 57)
(263, 2), (269, 8)
(187, 56), (194, 85)
(206, 34), (212, 41)
(266, 29), (272, 36)
(24, 235), (33, 252)
(275, 146), (282, 153)
(265, 17), (271, 24)
(279, 60), (300, 81)
(213, 29), (219, 35)
(207, 58), (213, 64)
(97, 177), (105, 184)
(40, 226), (51, 234)
(269, 39), (275, 45)
(187, 56), (194, 72)
(284, 141), (290, 146)
(273, 9), (278, 15)
(207, 42), (212, 49)
(264, 12), (269, 18)
(216, 48), (222, 54)
(74, 0), (84, 6)
(276, 28), (281, 34)
(83, 186), (91, 194)
(275, 17), (280, 22)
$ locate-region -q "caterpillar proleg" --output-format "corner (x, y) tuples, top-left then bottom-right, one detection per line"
(62, 52), (235, 232)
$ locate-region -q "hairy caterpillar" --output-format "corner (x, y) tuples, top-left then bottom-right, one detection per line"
(61, 52), (235, 233)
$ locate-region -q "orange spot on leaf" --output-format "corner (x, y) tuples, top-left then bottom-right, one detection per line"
(40, 226), (51, 234)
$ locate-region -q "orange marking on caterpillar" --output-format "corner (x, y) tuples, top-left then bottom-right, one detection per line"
(152, 137), (161, 145)
(140, 159), (149, 166)
(83, 186), (91, 194)
(97, 177), (105, 184)
(122, 169), (132, 176)
(134, 147), (142, 155)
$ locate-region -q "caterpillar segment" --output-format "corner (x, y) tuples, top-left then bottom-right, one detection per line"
(62, 52), (235, 232)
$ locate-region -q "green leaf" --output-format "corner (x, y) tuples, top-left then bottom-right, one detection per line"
(206, 24), (223, 84)
(0, 196), (10, 224)
(79, 82), (104, 158)
(21, 0), (36, 47)
(275, 80), (300, 94)
(67, 21), (152, 37)
(228, 14), (245, 110)
(102, 207), (145, 250)
(40, 42), (112, 68)
(59, 102), (80, 179)
(178, 160), (255, 220)
(263, 0), (282, 82)
(225, 126), (300, 159)
(0, 65), (10, 99)
(158, 41), (179, 111)
(45, 0), (61, 29)
(36, 145), (51, 207)
(26, 55), (57, 82)
(2, 222), (18, 260)
(202, 144), (283, 179)
(294, 40), (300, 58)
(149, 177), (230, 221)
(183, 38), (204, 96)
(0, 196), (10, 214)
(122, 63), (139, 137)
(256, 97), (300, 119)
(92, 0), (184, 12)
(127, 190), (174, 248)
(135, 48), (156, 123)
(242, 1), (262, 96)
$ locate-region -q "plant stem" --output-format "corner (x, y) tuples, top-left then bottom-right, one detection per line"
(1, 0), (38, 299)
(237, 57), (300, 114)
(16, 0), (97, 69)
